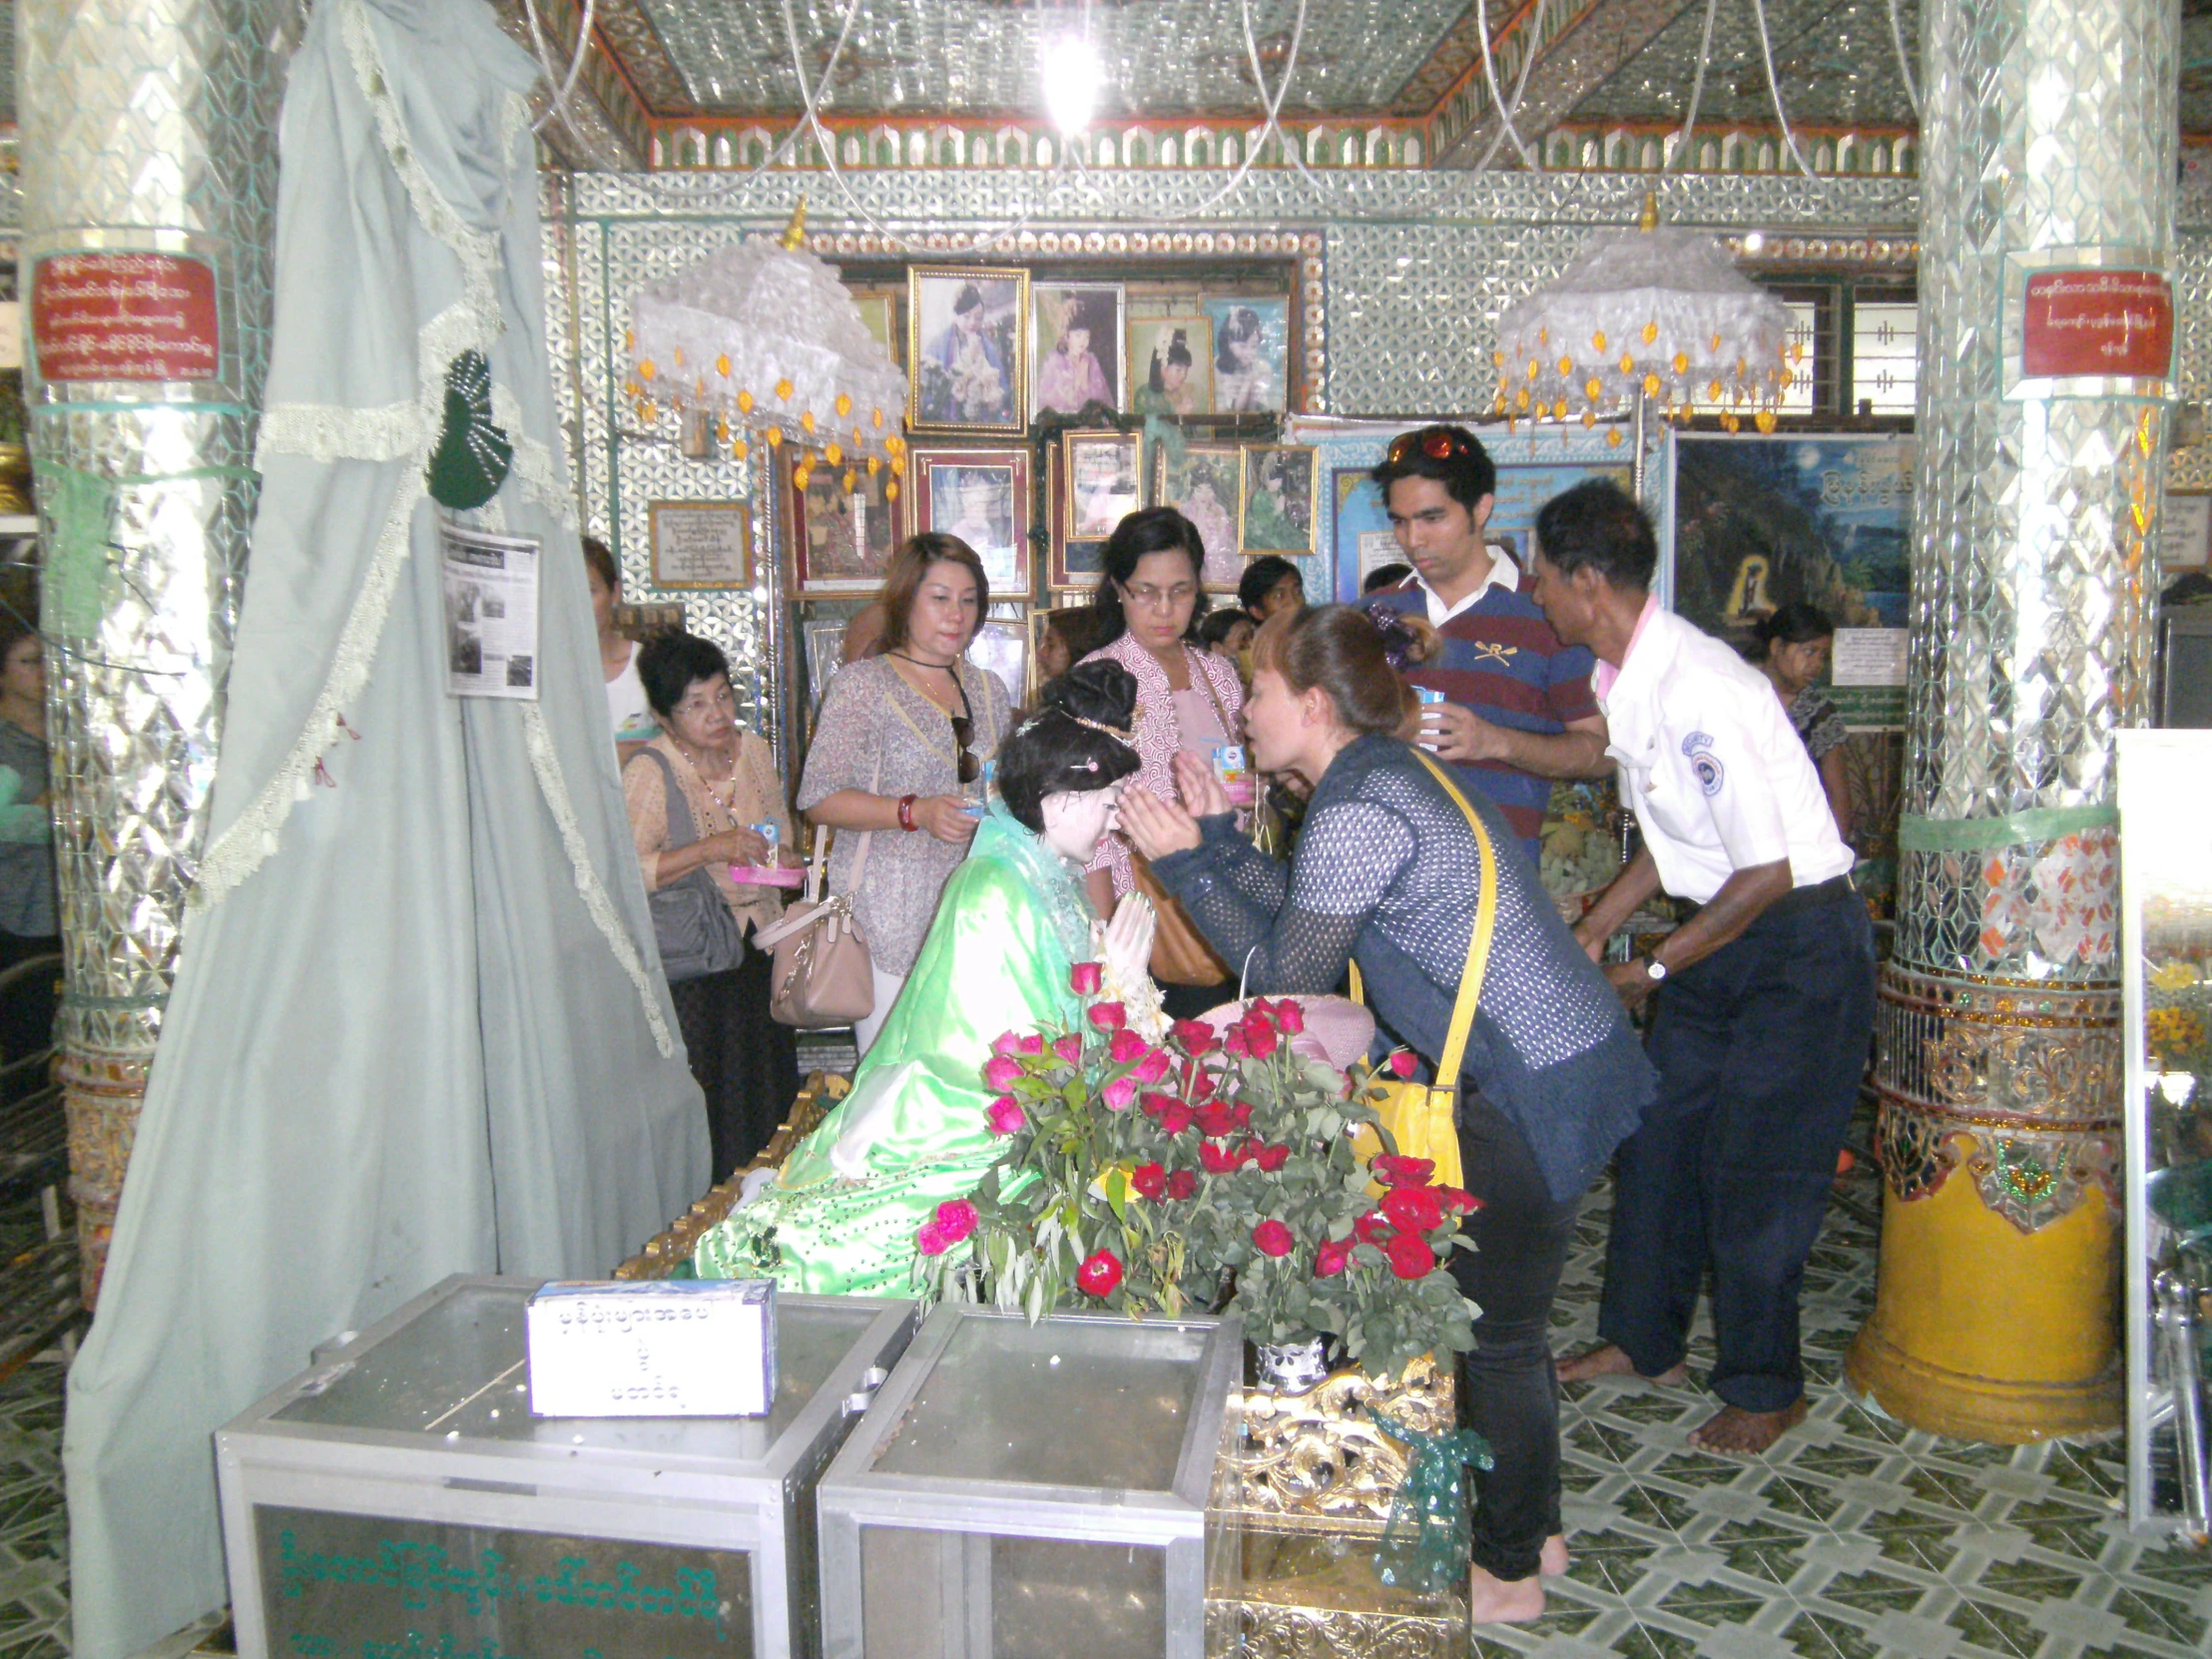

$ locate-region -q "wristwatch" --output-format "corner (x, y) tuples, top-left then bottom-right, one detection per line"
(1638, 955), (1668, 984)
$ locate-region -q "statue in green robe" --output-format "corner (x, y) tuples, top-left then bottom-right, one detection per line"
(693, 663), (1156, 1296)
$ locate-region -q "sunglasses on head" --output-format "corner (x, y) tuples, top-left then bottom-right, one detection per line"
(1385, 427), (1481, 466)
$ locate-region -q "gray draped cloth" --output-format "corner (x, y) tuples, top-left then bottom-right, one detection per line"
(61, 5), (709, 1655)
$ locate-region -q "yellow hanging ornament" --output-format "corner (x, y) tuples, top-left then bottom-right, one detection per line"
(776, 377), (795, 400)
(890, 456), (905, 478)
(673, 347), (685, 368)
(1722, 413), (1741, 433)
(842, 469), (857, 491)
(850, 427), (863, 449)
(1538, 327), (1549, 346)
(1606, 427), (1624, 447)
(1592, 330), (1608, 353)
(1516, 387), (1531, 411)
(625, 328), (636, 351)
(1643, 373), (1662, 398)
(737, 389), (755, 414)
(794, 464), (812, 490)
(1710, 331), (1722, 351)
(1556, 355), (1573, 376)
(1580, 410), (1596, 428)
(1492, 349), (1506, 368)
(1551, 398), (1568, 419)
(717, 354), (731, 376)
(1708, 380), (1723, 401)
(1671, 352), (1689, 375)
(641, 401), (658, 423)
(1584, 377), (1602, 402)
(1643, 320), (1659, 345)
(716, 416), (730, 442)
(1493, 392), (1509, 414)
(885, 480), (899, 502)
(639, 360), (657, 381)
(825, 441), (843, 465)
(766, 426), (784, 448)
(1755, 408), (1778, 433)
(1619, 352), (1634, 374)
(732, 438), (751, 462)
(872, 407), (885, 429)
(866, 455), (880, 475)
(801, 410), (817, 434)
(834, 393), (852, 418)
(1526, 359), (1540, 381)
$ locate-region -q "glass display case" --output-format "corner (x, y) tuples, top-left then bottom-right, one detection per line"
(216, 1275), (915, 1659)
(2118, 732), (2212, 1542)
(815, 1305), (1242, 1659)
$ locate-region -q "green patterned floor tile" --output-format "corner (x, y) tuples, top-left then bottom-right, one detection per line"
(1976, 1554), (2089, 1601)
(1817, 1567), (1928, 1615)
(1611, 1620), (1709, 1659)
(1613, 1479), (1700, 1534)
(1783, 1609), (1887, 1659)
(2104, 1585), (2209, 1648)
(1946, 1594), (2048, 1659)
(1707, 1517), (1817, 1585)
(1865, 1515), (1961, 1575)
(1655, 1574), (1777, 1627)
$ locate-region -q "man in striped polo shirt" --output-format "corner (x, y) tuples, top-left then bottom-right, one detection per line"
(1368, 426), (1611, 866)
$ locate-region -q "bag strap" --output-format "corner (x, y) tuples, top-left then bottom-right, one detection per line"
(641, 747), (700, 850)
(1346, 752), (1499, 1086)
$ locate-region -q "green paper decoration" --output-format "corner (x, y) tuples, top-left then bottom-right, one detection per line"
(425, 349), (513, 511)
(1369, 1404), (1495, 1596)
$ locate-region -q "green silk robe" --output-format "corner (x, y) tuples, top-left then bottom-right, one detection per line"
(693, 804), (1093, 1294)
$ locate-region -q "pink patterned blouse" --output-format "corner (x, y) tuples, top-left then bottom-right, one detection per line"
(1079, 628), (1247, 898)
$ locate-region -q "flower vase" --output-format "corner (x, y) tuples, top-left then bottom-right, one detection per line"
(1253, 1334), (1330, 1394)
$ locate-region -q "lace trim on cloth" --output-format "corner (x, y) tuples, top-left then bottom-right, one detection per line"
(256, 401), (428, 467)
(491, 382), (575, 529)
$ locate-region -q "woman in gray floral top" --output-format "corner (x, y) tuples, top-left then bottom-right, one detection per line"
(801, 535), (1013, 1053)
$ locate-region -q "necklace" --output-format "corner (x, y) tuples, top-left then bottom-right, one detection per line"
(674, 740), (740, 812)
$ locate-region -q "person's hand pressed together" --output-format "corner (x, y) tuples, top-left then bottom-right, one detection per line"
(1102, 891), (1158, 987)
(1117, 785), (1203, 859)
(1170, 750), (1235, 821)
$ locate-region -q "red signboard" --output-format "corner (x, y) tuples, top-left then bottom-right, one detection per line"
(31, 252), (221, 382)
(2021, 269), (2172, 379)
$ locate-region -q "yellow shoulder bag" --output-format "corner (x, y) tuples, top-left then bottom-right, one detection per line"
(1348, 750), (1498, 1191)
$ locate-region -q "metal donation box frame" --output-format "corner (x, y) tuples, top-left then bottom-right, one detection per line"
(215, 1275), (915, 1659)
(815, 1304), (1242, 1659)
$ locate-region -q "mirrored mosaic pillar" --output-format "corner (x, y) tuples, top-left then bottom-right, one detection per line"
(1846, 0), (2176, 1438)
(18, 1), (285, 1304)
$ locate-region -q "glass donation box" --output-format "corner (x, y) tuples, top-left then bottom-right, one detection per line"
(215, 1275), (915, 1659)
(815, 1305), (1242, 1659)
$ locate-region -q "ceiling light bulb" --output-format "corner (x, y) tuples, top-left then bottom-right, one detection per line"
(1040, 35), (1103, 134)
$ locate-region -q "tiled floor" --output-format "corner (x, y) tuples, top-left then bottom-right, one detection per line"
(0, 1154), (2202, 1657)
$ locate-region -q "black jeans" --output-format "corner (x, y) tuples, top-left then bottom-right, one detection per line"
(1596, 888), (1876, 1412)
(1448, 1095), (1579, 1583)
(669, 946), (801, 1183)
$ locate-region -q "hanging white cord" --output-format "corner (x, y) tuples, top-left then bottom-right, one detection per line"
(1468, 0), (1550, 176)
(1886, 0), (1923, 119)
(1473, 0), (1540, 172)
(1750, 0), (1819, 180)
(520, 0), (596, 139)
(1666, 0), (1721, 172)
(1180, 0), (1323, 220)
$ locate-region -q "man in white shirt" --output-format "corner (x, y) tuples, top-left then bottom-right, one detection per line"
(1525, 479), (1876, 1457)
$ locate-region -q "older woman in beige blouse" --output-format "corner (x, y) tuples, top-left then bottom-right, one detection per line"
(624, 632), (801, 1180)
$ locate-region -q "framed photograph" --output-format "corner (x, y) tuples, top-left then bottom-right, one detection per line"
(852, 292), (898, 366)
(968, 617), (1030, 710)
(907, 267), (1027, 433)
(648, 500), (753, 589)
(1239, 445), (1318, 556)
(1031, 281), (1126, 419)
(1329, 466), (1404, 602)
(1204, 296), (1288, 413)
(2161, 491), (2211, 568)
(1047, 446), (1108, 591)
(912, 446), (1032, 594)
(790, 451), (903, 593)
(1062, 429), (1142, 544)
(802, 616), (852, 715)
(1156, 443), (1245, 590)
(1129, 315), (1213, 419)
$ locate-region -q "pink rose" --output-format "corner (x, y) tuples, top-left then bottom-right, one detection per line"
(982, 1054), (1023, 1090)
(1089, 1000), (1128, 1032)
(1387, 1049), (1417, 1079)
(1252, 1219), (1295, 1258)
(986, 1096), (1026, 1136)
(1101, 1076), (1138, 1111)
(1018, 1033), (1045, 1056)
(1071, 961), (1103, 996)
(933, 1199), (978, 1244)
(1275, 1000), (1307, 1035)
(1315, 1237), (1355, 1278)
(991, 1031), (1022, 1056)
(1109, 1027), (1148, 1065)
(915, 1220), (950, 1257)
(1053, 1033), (1085, 1065)
(1132, 1048), (1173, 1084)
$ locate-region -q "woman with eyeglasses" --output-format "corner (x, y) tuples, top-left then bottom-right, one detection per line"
(1077, 507), (1247, 1017)
(801, 533), (1012, 1053)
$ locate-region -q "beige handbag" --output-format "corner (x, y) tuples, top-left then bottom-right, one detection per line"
(756, 823), (877, 1029)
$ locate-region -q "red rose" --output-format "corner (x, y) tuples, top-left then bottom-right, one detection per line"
(1231, 1101), (1254, 1129)
(1373, 1154), (1436, 1189)
(1166, 1169), (1198, 1200)
(1089, 1001), (1128, 1032)
(1053, 1033), (1085, 1065)
(1244, 1021), (1281, 1060)
(1140, 1091), (1176, 1118)
(1385, 1233), (1437, 1280)
(1235, 1136), (1266, 1166)
(1314, 1237), (1355, 1278)
(1195, 1100), (1240, 1138)
(1354, 1211), (1395, 1246)
(1189, 1066), (1219, 1102)
(1132, 1048), (1173, 1084)
(1387, 1049), (1417, 1079)
(982, 1054), (1023, 1090)
(1381, 1185), (1446, 1233)
(1224, 1026), (1251, 1058)
(1199, 1141), (1241, 1174)
(1070, 961), (1103, 996)
(1275, 1000), (1306, 1035)
(1252, 1219), (1295, 1258)
(1109, 1027), (1148, 1065)
(1436, 1186), (1479, 1216)
(1171, 1019), (1219, 1056)
(933, 1199), (978, 1244)
(1158, 1102), (1195, 1134)
(1255, 1143), (1291, 1172)
(1130, 1162), (1167, 1201)
(1075, 1250), (1123, 1297)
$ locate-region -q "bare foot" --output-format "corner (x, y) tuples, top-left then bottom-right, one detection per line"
(1555, 1343), (1689, 1386)
(1539, 1533), (1569, 1577)
(1687, 1396), (1809, 1455)
(1467, 1562), (1546, 1624)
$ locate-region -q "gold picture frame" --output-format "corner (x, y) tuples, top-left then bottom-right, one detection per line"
(906, 267), (1030, 434)
(647, 500), (754, 589)
(1238, 444), (1319, 557)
